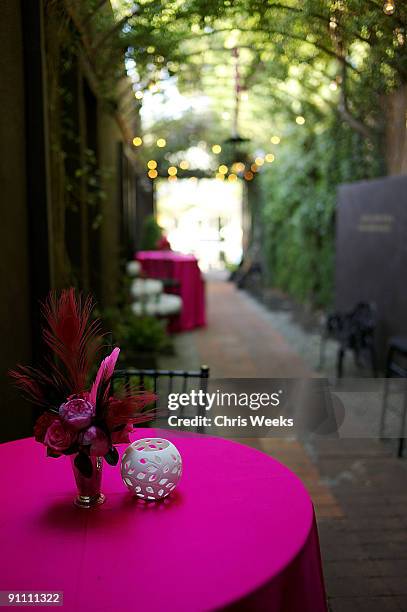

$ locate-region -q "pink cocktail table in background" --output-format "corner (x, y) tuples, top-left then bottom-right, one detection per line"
(136, 250), (206, 332)
(0, 432), (327, 612)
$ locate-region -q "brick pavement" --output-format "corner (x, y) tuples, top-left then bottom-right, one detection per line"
(160, 277), (407, 611)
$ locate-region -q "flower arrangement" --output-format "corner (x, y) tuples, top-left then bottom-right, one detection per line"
(10, 289), (156, 478)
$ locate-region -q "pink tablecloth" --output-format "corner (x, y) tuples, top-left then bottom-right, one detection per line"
(136, 251), (206, 332)
(0, 432), (327, 612)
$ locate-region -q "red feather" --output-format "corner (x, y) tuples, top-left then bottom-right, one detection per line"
(9, 366), (48, 407)
(10, 289), (102, 408)
(41, 289), (101, 394)
(106, 392), (157, 428)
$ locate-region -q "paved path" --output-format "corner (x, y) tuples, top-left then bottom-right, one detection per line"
(160, 278), (407, 611)
(195, 278), (312, 377)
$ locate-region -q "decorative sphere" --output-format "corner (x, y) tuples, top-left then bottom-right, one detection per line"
(121, 438), (182, 501)
(126, 261), (141, 277)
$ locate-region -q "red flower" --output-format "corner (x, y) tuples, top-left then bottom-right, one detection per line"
(80, 426), (110, 456)
(111, 424), (133, 444)
(44, 419), (77, 453)
(34, 412), (58, 443)
(156, 236), (171, 250)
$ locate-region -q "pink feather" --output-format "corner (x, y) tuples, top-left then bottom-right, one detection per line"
(89, 347), (120, 405)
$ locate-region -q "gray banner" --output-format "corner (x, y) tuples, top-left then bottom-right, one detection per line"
(151, 378), (407, 438)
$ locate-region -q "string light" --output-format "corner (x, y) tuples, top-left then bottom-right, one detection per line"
(255, 157), (264, 166)
(296, 116), (306, 125)
(270, 136), (280, 144)
(133, 137), (143, 146)
(212, 144), (222, 154)
(168, 175), (177, 182)
(265, 153), (275, 163)
(157, 138), (166, 147)
(168, 166), (177, 176)
(395, 28), (404, 45)
(383, 0), (395, 14)
(250, 163), (258, 173)
(233, 162), (245, 173)
(147, 46), (155, 53)
(147, 160), (157, 170)
(218, 164), (228, 174)
(244, 171), (254, 181)
(228, 173), (237, 182)
(148, 169), (158, 179)
(135, 91), (144, 100)
(179, 160), (189, 170)
(216, 173), (225, 180)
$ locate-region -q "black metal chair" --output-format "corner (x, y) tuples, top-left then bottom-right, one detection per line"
(319, 302), (378, 378)
(112, 365), (210, 433)
(380, 336), (407, 457)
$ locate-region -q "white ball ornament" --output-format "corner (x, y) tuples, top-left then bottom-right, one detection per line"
(121, 438), (182, 501)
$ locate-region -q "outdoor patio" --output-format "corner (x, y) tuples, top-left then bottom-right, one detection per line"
(161, 275), (407, 611)
(2, 1), (407, 610)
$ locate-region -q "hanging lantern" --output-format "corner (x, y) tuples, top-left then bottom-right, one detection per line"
(383, 0), (395, 15)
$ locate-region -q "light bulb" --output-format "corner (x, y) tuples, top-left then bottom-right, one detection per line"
(383, 0), (395, 15)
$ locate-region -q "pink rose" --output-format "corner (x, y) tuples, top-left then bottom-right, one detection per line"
(44, 419), (77, 453)
(80, 426), (110, 456)
(59, 397), (95, 431)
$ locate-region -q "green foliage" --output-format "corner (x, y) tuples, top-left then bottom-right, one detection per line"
(103, 306), (173, 364)
(140, 215), (163, 250)
(260, 113), (384, 308)
(96, 1), (406, 307)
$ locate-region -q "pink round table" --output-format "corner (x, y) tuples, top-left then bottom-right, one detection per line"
(0, 431), (327, 612)
(136, 251), (206, 332)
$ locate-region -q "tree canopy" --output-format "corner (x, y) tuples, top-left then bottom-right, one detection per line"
(74, 0), (406, 306)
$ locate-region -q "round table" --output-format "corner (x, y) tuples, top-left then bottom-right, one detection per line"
(136, 251), (206, 332)
(0, 432), (327, 612)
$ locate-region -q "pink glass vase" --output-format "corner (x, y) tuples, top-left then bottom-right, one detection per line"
(71, 456), (105, 508)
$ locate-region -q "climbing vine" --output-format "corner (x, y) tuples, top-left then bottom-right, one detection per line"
(260, 112), (385, 308)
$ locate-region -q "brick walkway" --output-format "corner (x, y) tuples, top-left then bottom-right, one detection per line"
(161, 278), (407, 611)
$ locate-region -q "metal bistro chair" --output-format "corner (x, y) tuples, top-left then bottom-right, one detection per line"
(319, 302), (378, 378)
(380, 336), (407, 457)
(112, 365), (210, 433)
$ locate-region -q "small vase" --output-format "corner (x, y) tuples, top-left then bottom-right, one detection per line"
(71, 456), (105, 508)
